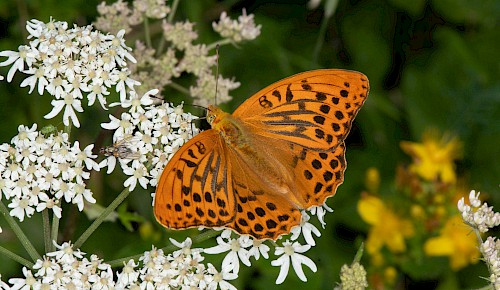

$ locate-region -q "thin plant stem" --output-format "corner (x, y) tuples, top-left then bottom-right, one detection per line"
(73, 187), (131, 249)
(191, 228), (222, 244)
(168, 81), (190, 95)
(156, 33), (166, 56)
(106, 229), (221, 267)
(144, 17), (152, 48)
(312, 0), (338, 65)
(312, 13), (329, 66)
(50, 215), (60, 252)
(42, 210), (51, 253)
(0, 245), (34, 268)
(157, 0), (180, 55)
(63, 124), (71, 136)
(167, 0), (179, 24)
(0, 201), (41, 261)
(206, 39), (233, 51)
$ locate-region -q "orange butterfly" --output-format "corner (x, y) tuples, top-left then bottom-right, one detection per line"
(154, 69), (369, 240)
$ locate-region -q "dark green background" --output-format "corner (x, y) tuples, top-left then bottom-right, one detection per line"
(0, 1), (498, 289)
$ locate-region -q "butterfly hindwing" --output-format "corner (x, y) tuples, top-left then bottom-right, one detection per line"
(290, 142), (347, 208)
(227, 148), (302, 240)
(234, 69), (369, 151)
(154, 130), (236, 230)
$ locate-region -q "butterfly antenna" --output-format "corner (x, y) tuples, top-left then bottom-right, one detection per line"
(214, 44), (220, 105)
(184, 103), (208, 117)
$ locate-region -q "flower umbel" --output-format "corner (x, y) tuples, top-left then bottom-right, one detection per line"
(0, 19), (139, 127)
(1, 124), (99, 221)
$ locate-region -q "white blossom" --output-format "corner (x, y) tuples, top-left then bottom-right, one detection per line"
(290, 211), (321, 246)
(204, 230), (252, 274)
(271, 240), (317, 284)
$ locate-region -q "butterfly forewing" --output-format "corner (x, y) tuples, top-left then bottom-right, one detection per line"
(154, 130), (236, 230)
(234, 69), (369, 151)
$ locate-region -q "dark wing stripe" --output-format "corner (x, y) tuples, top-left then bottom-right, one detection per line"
(211, 155), (221, 196)
(262, 119), (317, 126)
(200, 150), (215, 190)
(222, 161), (229, 199)
(267, 130), (315, 140)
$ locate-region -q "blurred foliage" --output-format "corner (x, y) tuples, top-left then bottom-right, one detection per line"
(0, 0), (498, 289)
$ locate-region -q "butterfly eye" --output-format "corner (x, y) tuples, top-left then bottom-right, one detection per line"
(207, 114), (216, 124)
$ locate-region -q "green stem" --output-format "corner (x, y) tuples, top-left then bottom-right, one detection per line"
(0, 201), (41, 261)
(168, 82), (191, 95)
(0, 245), (34, 268)
(50, 215), (60, 252)
(156, 35), (166, 57)
(206, 39), (233, 51)
(106, 229), (221, 267)
(191, 228), (221, 244)
(107, 253), (143, 268)
(157, 0), (180, 55)
(312, 13), (329, 66)
(144, 17), (152, 48)
(42, 210), (51, 253)
(167, 0), (179, 24)
(73, 187), (131, 249)
(63, 124), (72, 137)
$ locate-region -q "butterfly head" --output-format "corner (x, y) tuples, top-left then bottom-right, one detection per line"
(206, 105), (227, 126)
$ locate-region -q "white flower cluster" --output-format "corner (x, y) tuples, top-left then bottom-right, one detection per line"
(189, 72), (241, 108)
(212, 10), (262, 43)
(0, 18), (139, 128)
(95, 4), (252, 106)
(458, 190), (500, 289)
(457, 190), (500, 233)
(96, 0), (170, 34)
(0, 124), (99, 222)
(481, 236), (500, 289)
(205, 205), (332, 285)
(100, 89), (199, 192)
(4, 239), (236, 290)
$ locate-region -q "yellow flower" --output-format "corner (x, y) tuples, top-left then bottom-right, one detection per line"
(424, 215), (480, 270)
(358, 195), (414, 254)
(400, 131), (461, 184)
(365, 167), (380, 193)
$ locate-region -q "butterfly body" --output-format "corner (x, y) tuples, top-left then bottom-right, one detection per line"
(155, 69), (369, 240)
(208, 105), (304, 206)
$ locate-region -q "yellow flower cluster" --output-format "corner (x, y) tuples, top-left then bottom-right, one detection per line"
(357, 130), (481, 288)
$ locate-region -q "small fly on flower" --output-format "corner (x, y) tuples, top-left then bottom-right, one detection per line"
(100, 135), (141, 160)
